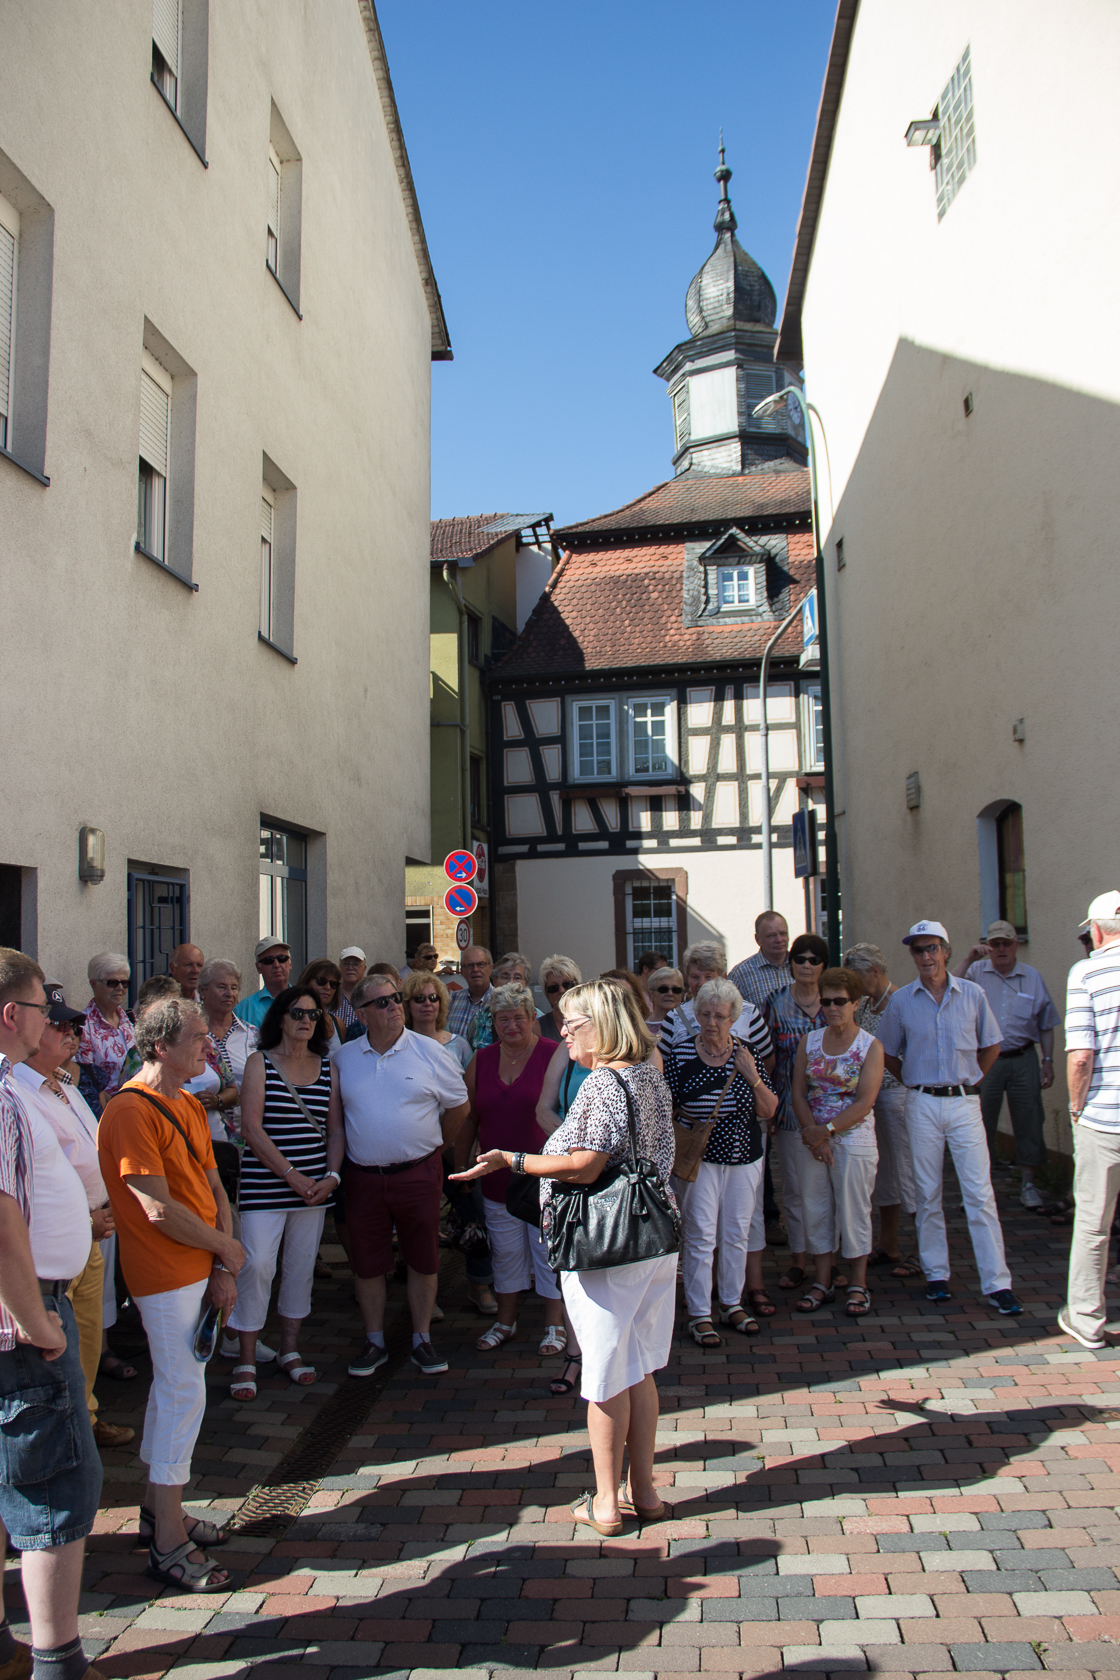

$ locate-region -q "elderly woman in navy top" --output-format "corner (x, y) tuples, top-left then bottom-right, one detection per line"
(662, 978), (778, 1344)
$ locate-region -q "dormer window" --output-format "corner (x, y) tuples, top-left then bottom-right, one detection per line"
(718, 565), (756, 608)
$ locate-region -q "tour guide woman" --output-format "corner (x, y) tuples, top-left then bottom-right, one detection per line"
(453, 978), (677, 1537)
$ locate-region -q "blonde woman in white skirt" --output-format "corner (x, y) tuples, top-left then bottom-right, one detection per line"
(452, 978), (677, 1538)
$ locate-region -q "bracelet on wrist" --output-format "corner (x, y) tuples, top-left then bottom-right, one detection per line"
(511, 1151), (526, 1176)
(212, 1260), (227, 1272)
(282, 1165), (296, 1178)
(324, 1170), (341, 1183)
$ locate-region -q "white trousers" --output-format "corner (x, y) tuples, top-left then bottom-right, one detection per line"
(799, 1143), (878, 1258)
(673, 1156), (765, 1320)
(228, 1205), (327, 1331)
(136, 1277), (209, 1486)
(482, 1196), (560, 1299)
(907, 1091), (1011, 1294)
(772, 1128), (808, 1254)
(1065, 1123), (1120, 1344)
(99, 1233), (117, 1330)
(871, 1085), (917, 1214)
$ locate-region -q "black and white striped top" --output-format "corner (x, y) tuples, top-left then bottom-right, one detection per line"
(661, 1036), (773, 1166)
(238, 1057), (330, 1211)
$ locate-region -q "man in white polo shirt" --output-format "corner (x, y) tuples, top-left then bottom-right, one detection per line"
(1060, 892), (1120, 1349)
(328, 973), (469, 1378)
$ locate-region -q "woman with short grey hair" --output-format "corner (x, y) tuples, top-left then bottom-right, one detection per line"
(664, 944), (761, 1046)
(646, 966), (685, 1038)
(539, 955), (582, 1042)
(843, 942), (919, 1276)
(77, 952), (135, 1112)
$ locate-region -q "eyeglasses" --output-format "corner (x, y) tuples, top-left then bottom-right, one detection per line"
(544, 982), (573, 996)
(909, 943), (941, 956)
(46, 1017), (83, 1034)
(260, 954), (290, 967)
(287, 1006), (322, 1021)
(412, 994), (439, 1007)
(820, 997), (851, 1008)
(102, 978), (130, 990)
(463, 961), (489, 971)
(563, 1017), (593, 1033)
(653, 984), (684, 995)
(12, 1000), (50, 1017)
(361, 991), (403, 1010)
(790, 954), (825, 967)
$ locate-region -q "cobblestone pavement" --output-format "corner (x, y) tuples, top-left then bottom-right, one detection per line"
(12, 1172), (1120, 1680)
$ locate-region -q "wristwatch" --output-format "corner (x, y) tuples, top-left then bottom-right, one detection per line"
(825, 1121), (837, 1136)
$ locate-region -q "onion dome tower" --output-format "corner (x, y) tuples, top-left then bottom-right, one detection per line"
(654, 140), (806, 475)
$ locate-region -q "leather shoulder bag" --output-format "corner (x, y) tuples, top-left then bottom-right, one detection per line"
(670, 1038), (742, 1183)
(545, 1068), (680, 1273)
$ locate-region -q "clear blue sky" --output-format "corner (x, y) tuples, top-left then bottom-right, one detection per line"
(378, 2), (836, 530)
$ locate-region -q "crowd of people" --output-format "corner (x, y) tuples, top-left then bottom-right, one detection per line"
(0, 889), (1116, 1650)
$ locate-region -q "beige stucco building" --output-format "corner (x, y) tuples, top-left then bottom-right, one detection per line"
(778, 0), (1120, 1157)
(0, 1), (449, 998)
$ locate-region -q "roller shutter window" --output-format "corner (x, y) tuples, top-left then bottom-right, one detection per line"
(138, 370), (169, 561)
(152, 0), (180, 107)
(267, 148), (281, 274)
(0, 222), (13, 453)
(260, 491), (274, 639)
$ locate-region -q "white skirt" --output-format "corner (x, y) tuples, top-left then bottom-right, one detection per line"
(560, 1251), (678, 1403)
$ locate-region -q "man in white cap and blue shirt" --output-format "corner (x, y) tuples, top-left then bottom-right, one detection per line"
(877, 920), (1021, 1314)
(1059, 892), (1120, 1349)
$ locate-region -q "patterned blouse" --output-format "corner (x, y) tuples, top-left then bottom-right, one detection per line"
(76, 1001), (136, 1110)
(540, 1062), (676, 1230)
(661, 1036), (772, 1166)
(764, 985), (827, 1132)
(804, 1027), (878, 1151)
(856, 991), (903, 1090)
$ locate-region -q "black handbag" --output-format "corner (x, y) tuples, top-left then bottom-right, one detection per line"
(505, 1171), (541, 1227)
(545, 1069), (681, 1273)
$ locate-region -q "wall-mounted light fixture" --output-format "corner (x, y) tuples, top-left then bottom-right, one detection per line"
(906, 772), (922, 810)
(79, 827), (105, 884)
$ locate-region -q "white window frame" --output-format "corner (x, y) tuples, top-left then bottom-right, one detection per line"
(151, 0), (181, 112)
(802, 685), (824, 773)
(267, 144), (281, 275)
(0, 192), (18, 455)
(626, 694), (677, 781)
(260, 485), (275, 640)
(569, 693), (678, 783)
(717, 564), (756, 609)
(572, 698), (617, 782)
(138, 350), (172, 562)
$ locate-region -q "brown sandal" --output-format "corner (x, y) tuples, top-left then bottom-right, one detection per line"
(570, 1491), (624, 1536)
(746, 1289), (777, 1317)
(778, 1266), (805, 1290)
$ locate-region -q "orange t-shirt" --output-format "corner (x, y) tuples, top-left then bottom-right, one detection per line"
(98, 1081), (218, 1298)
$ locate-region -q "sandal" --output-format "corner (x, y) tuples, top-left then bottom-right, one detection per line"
(138, 1506), (228, 1548)
(891, 1255), (923, 1279)
(476, 1321), (517, 1352)
(619, 1484), (669, 1522)
(230, 1364), (257, 1401)
(867, 1247), (900, 1269)
(277, 1352), (316, 1386)
(720, 1306), (761, 1336)
(688, 1317), (722, 1347)
(539, 1324), (568, 1357)
(570, 1490), (624, 1537)
(746, 1289), (777, 1317)
(778, 1266), (806, 1290)
(147, 1538), (229, 1592)
(845, 1285), (872, 1317)
(99, 1353), (139, 1381)
(550, 1355), (582, 1397)
(795, 1284), (834, 1313)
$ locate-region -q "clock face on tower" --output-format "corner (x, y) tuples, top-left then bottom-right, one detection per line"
(787, 393), (804, 433)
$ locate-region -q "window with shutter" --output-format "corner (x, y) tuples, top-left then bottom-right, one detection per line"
(137, 367), (170, 562)
(151, 0), (180, 108)
(260, 490), (275, 639)
(0, 221), (14, 453)
(267, 149), (281, 274)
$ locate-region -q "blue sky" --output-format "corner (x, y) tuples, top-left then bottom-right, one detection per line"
(378, 2), (836, 529)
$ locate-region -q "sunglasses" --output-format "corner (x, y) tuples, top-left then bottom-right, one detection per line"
(791, 953), (825, 966)
(102, 978), (130, 990)
(412, 994), (439, 1006)
(544, 981), (573, 996)
(260, 954), (290, 967)
(653, 984), (684, 995)
(362, 991), (403, 1010)
(287, 1006), (322, 1021)
(909, 944), (941, 956)
(47, 1017), (84, 1032)
(820, 997), (851, 1008)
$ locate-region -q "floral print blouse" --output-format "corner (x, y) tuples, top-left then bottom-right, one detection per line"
(804, 1027), (878, 1150)
(75, 1001), (135, 1110)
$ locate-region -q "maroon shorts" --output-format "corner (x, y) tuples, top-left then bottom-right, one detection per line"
(343, 1150), (442, 1278)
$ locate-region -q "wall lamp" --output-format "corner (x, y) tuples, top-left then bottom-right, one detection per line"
(79, 827), (105, 884)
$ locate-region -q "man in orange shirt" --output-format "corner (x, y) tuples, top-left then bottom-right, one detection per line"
(99, 999), (245, 1594)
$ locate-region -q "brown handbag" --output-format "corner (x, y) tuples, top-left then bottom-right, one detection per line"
(671, 1043), (742, 1183)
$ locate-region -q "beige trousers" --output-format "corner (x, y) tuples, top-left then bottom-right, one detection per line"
(67, 1238), (104, 1421)
(1065, 1123), (1120, 1345)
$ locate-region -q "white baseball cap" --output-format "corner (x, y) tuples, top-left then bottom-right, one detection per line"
(340, 946), (367, 962)
(254, 936), (290, 960)
(902, 920), (949, 945)
(1078, 893), (1120, 930)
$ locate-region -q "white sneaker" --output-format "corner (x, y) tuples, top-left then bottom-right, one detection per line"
(220, 1335), (277, 1362)
(1020, 1183), (1044, 1210)
(1057, 1308), (1107, 1351)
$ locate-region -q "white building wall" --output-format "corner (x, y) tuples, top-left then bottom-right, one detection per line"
(0, 0), (437, 997)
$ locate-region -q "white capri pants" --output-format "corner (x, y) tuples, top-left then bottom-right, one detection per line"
(99, 1233), (117, 1330)
(772, 1127), (808, 1254)
(907, 1091), (1011, 1294)
(673, 1156), (765, 1320)
(135, 1276), (209, 1486)
(482, 1196), (561, 1299)
(561, 1252), (678, 1403)
(871, 1085), (917, 1213)
(228, 1205), (327, 1331)
(800, 1141), (878, 1259)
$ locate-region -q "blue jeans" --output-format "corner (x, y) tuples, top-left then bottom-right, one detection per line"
(0, 1295), (102, 1549)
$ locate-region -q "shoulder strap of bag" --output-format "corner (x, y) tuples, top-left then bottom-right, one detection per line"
(676, 1040), (741, 1124)
(607, 1068), (641, 1169)
(263, 1053), (327, 1140)
(133, 1087), (202, 1165)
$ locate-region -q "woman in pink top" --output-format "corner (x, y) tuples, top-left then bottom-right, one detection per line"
(456, 982), (565, 1356)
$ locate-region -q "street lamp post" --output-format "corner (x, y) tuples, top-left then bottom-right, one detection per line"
(752, 387), (842, 962)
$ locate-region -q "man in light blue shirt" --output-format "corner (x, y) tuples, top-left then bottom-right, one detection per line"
(234, 938), (291, 1028)
(877, 920), (1019, 1314)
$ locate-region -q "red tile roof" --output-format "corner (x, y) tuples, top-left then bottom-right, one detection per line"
(430, 514), (511, 564)
(553, 469), (810, 543)
(492, 534), (816, 679)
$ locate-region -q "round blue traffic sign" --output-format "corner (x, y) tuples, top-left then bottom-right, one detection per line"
(444, 850), (478, 883)
(444, 883), (478, 918)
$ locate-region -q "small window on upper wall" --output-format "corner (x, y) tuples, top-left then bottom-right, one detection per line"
(267, 103), (303, 313)
(137, 355), (172, 563)
(259, 487), (275, 640)
(803, 687), (825, 773)
(718, 565), (756, 608)
(996, 801), (1028, 936)
(266, 145), (281, 276)
(151, 0), (180, 110)
(574, 699), (616, 781)
(0, 192), (17, 455)
(466, 611), (481, 665)
(630, 699), (671, 778)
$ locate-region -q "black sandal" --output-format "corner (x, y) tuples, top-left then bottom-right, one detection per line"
(550, 1355), (582, 1397)
(746, 1289), (777, 1317)
(777, 1266), (806, 1290)
(795, 1283), (834, 1313)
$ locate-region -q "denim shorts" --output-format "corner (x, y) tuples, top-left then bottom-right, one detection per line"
(0, 1295), (103, 1548)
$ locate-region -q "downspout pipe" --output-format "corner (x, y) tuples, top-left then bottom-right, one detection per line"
(442, 563), (471, 850)
(759, 598), (806, 913)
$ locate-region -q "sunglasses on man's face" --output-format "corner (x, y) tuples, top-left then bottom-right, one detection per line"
(260, 955), (290, 967)
(362, 991), (403, 1010)
(287, 1007), (322, 1021)
(653, 984), (684, 995)
(909, 944), (941, 956)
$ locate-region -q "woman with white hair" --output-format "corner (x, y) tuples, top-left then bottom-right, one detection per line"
(844, 941), (920, 1277)
(539, 955), (582, 1042)
(76, 952), (135, 1112)
(663, 942), (765, 1047)
(471, 952), (541, 1051)
(453, 978), (679, 1536)
(645, 966), (685, 1039)
(662, 978), (779, 1343)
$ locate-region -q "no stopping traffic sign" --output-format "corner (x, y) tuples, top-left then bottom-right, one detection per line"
(444, 883), (478, 918)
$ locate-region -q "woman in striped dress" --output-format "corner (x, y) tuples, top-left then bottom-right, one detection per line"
(227, 988), (337, 1399)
